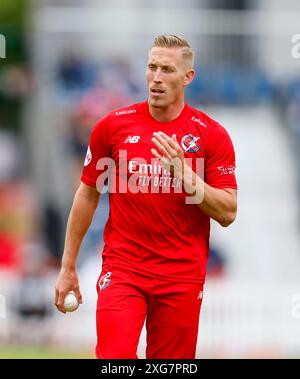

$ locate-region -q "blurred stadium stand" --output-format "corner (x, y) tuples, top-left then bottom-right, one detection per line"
(1, 0), (300, 358)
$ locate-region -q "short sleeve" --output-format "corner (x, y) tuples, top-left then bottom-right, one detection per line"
(80, 115), (111, 187)
(204, 124), (237, 189)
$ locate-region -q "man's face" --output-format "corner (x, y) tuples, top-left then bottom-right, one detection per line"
(146, 47), (194, 109)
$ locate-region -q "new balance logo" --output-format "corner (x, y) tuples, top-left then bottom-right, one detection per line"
(124, 136), (140, 144)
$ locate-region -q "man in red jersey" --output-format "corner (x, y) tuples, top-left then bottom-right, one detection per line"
(54, 35), (237, 359)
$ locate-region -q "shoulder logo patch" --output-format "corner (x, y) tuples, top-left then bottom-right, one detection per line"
(84, 146), (92, 166)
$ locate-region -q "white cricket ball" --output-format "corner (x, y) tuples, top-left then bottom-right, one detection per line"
(64, 291), (79, 312)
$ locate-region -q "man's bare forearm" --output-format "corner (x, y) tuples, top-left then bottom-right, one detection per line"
(182, 163), (237, 227)
(197, 184), (237, 226)
(62, 183), (100, 270)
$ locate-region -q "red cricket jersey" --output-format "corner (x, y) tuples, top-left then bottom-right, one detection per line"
(81, 100), (237, 284)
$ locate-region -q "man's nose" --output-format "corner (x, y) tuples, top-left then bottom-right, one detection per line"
(153, 69), (162, 83)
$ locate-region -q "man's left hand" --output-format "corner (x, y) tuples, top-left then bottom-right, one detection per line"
(151, 131), (185, 178)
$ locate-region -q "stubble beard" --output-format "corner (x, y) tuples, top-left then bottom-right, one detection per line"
(149, 97), (163, 108)
(149, 92), (168, 109)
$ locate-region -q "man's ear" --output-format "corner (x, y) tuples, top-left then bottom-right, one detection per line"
(183, 69), (195, 87)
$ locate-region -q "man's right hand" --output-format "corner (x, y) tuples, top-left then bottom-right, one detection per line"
(54, 267), (83, 314)
(54, 183), (98, 313)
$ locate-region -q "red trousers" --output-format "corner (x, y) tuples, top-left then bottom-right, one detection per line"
(95, 267), (204, 359)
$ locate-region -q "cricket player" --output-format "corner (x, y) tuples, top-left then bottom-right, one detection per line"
(55, 35), (238, 359)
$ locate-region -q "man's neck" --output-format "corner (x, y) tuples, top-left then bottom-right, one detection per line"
(148, 101), (185, 123)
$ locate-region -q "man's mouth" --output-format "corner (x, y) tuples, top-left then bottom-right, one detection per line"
(151, 88), (165, 94)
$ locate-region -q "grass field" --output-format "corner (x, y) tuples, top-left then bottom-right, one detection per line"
(0, 346), (95, 359)
(0, 346), (291, 359)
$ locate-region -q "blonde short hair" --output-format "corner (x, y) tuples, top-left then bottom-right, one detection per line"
(151, 35), (195, 68)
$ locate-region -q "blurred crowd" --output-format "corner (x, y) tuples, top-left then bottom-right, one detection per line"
(55, 54), (142, 182)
